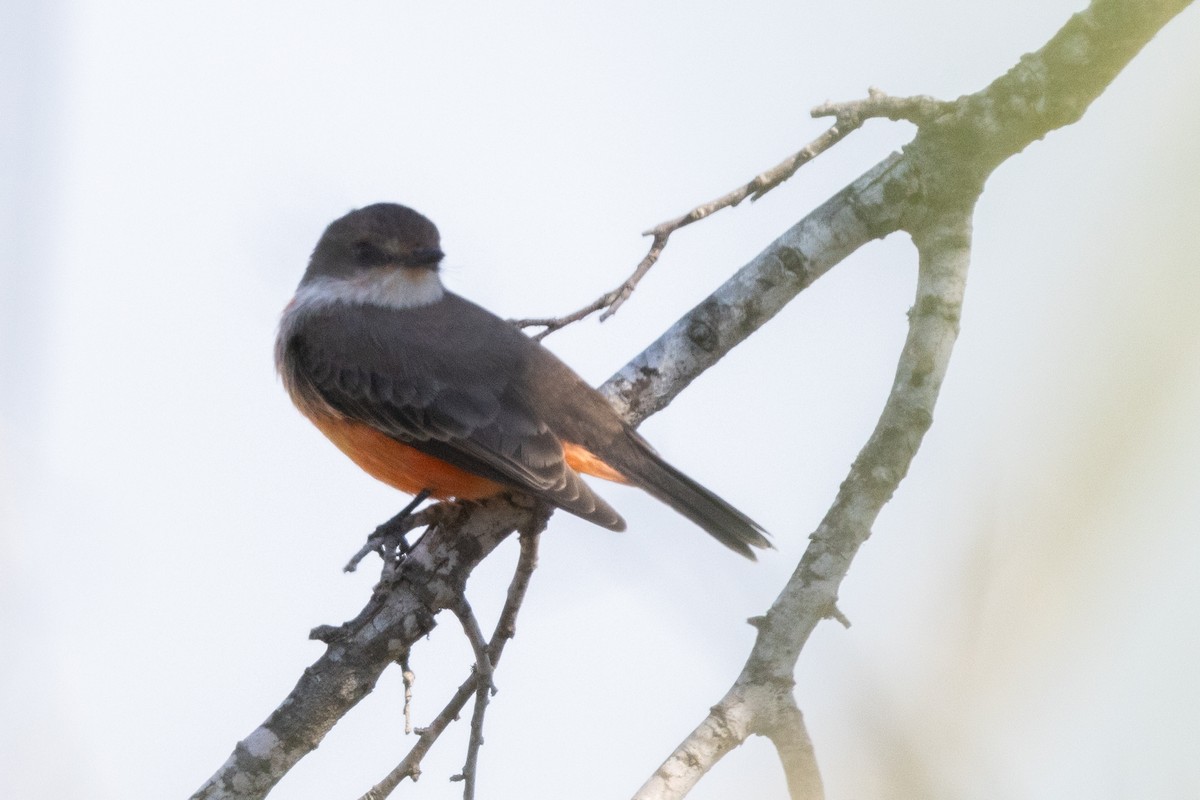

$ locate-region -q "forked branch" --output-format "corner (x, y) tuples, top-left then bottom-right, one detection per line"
(632, 203), (976, 800)
(357, 530), (541, 800)
(630, 0), (1192, 794)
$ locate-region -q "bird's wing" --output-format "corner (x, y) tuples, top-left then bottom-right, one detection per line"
(283, 294), (625, 530)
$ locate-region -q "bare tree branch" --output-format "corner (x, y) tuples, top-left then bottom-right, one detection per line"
(356, 530), (541, 800)
(190, 2), (1192, 798)
(446, 597), (493, 799)
(630, 0), (1192, 795)
(448, 597), (494, 694)
(191, 499), (546, 800)
(606, 0), (1192, 421)
(452, 674), (490, 800)
(632, 202), (976, 800)
(760, 694), (823, 800)
(599, 152), (911, 420)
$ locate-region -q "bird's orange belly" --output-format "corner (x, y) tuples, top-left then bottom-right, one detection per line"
(309, 414), (505, 499)
(306, 414), (629, 500)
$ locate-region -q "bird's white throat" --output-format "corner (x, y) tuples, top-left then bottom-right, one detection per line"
(292, 269), (446, 313)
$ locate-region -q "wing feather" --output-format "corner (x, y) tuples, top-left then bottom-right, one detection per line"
(281, 293), (624, 530)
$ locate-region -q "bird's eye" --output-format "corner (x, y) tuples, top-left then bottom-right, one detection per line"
(352, 240), (384, 264)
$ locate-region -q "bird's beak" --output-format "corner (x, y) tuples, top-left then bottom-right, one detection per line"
(406, 247), (445, 268)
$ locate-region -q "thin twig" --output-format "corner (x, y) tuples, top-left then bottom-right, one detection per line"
(811, 86), (952, 129)
(450, 597), (494, 693)
(456, 527), (542, 799)
(453, 678), (490, 800)
(511, 291), (624, 340)
(511, 129), (850, 337)
(355, 530), (542, 800)
(399, 651), (415, 736)
(512, 89), (945, 340)
(448, 600), (494, 798)
(357, 675), (471, 799)
(489, 528), (541, 655)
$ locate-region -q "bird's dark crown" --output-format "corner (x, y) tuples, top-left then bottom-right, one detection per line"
(304, 203), (444, 283)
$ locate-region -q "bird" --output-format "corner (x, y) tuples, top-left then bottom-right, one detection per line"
(275, 203), (770, 558)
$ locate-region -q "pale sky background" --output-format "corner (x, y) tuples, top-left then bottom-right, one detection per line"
(2, 2), (1198, 799)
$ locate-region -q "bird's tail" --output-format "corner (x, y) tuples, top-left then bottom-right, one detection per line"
(611, 436), (772, 559)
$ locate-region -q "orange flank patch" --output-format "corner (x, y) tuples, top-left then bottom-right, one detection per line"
(308, 415), (503, 500)
(307, 412), (628, 499)
(562, 442), (628, 484)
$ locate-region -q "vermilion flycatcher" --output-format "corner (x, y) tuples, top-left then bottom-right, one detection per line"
(276, 203), (770, 557)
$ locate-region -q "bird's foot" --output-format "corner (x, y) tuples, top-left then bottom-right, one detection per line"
(344, 489), (432, 572)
